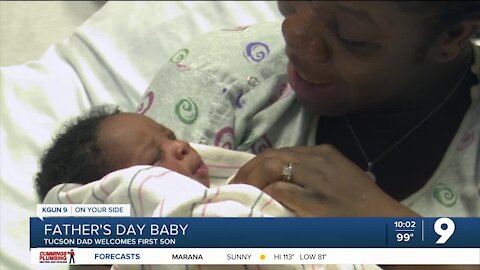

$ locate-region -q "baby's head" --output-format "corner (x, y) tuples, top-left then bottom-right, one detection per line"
(35, 105), (209, 201)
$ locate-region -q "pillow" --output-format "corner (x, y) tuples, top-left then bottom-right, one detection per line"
(0, 2), (283, 270)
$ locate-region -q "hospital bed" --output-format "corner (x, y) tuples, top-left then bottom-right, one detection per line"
(0, 2), (283, 269)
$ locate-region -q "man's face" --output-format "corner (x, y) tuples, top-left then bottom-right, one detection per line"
(97, 113), (210, 187)
(278, 1), (437, 115)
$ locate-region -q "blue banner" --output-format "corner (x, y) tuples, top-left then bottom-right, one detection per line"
(30, 217), (480, 248)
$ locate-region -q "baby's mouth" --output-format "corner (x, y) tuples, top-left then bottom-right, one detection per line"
(194, 160), (208, 177)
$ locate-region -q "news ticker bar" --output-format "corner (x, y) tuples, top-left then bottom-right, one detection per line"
(31, 217), (480, 248)
(31, 248), (480, 265)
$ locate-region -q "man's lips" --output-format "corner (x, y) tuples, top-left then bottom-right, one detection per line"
(285, 49), (334, 85)
(287, 62), (337, 92)
(297, 70), (333, 85)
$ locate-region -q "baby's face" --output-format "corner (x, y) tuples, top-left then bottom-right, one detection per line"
(97, 113), (209, 187)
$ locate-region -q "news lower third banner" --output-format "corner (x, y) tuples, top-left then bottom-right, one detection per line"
(31, 205), (480, 265)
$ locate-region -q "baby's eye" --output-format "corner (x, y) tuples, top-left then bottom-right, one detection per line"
(168, 133), (177, 140)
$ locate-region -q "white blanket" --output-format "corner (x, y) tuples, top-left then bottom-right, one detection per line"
(44, 145), (380, 270)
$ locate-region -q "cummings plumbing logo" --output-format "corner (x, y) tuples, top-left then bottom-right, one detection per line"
(39, 249), (75, 264)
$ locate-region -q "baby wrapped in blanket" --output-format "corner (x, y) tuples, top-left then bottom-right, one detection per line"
(38, 106), (380, 270)
(44, 144), (292, 219)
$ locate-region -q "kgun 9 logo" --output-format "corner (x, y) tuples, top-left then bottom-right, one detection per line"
(434, 218), (455, 244)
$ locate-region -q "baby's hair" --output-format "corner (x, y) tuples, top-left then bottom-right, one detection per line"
(34, 105), (122, 201)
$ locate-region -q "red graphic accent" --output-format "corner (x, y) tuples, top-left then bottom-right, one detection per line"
(39, 251), (68, 263)
(136, 91), (155, 114)
(69, 249), (75, 264)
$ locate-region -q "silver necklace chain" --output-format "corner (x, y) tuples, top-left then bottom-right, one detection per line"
(344, 67), (469, 174)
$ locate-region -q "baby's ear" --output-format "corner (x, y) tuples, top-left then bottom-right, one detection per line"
(434, 19), (480, 63)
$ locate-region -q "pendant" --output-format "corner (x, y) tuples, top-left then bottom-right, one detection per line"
(366, 162), (376, 182)
(365, 170), (376, 182)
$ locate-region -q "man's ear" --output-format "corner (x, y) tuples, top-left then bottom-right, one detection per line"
(435, 19), (480, 63)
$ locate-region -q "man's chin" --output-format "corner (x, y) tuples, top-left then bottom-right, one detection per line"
(296, 98), (348, 117)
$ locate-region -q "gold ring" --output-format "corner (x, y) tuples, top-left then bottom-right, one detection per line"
(281, 162), (293, 182)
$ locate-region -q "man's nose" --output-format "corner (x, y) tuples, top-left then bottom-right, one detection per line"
(281, 2), (331, 63)
(171, 140), (190, 160)
(277, 1), (311, 18)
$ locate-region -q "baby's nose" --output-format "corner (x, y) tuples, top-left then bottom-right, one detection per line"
(172, 140), (190, 160)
